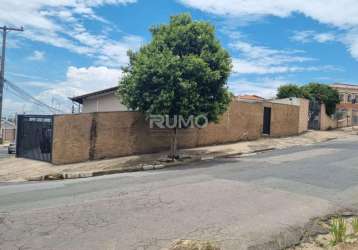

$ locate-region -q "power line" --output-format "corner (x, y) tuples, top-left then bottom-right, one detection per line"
(4, 87), (49, 114)
(4, 79), (64, 114)
(0, 26), (24, 142)
(5, 79), (64, 114)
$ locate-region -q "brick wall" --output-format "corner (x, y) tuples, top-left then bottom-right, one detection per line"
(320, 104), (338, 130)
(298, 99), (309, 133)
(262, 102), (300, 137)
(52, 113), (92, 164)
(2, 129), (15, 142)
(52, 100), (305, 165)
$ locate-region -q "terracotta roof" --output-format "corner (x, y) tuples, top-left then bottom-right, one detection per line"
(69, 86), (118, 104)
(331, 83), (358, 90)
(237, 95), (265, 101)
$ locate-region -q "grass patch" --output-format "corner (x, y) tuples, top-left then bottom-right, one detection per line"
(330, 217), (347, 246)
(352, 217), (358, 234)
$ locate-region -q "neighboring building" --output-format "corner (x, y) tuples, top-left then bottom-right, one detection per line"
(237, 95), (265, 102)
(71, 90), (266, 113)
(70, 86), (128, 113)
(1, 119), (16, 142)
(331, 83), (358, 109)
(269, 97), (302, 106)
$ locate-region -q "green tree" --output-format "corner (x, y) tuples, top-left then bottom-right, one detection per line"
(302, 83), (340, 116)
(118, 13), (232, 159)
(276, 83), (339, 116)
(276, 84), (304, 99)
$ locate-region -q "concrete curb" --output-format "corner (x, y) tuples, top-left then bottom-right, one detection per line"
(26, 147), (278, 181)
(216, 147), (276, 159)
(24, 136), (341, 182)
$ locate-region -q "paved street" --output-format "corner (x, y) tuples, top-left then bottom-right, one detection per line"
(0, 146), (10, 159)
(1, 136), (358, 250)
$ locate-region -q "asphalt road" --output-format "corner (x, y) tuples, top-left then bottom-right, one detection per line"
(0, 146), (10, 159)
(1, 136), (358, 250)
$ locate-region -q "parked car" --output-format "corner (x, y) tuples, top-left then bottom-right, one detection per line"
(8, 142), (16, 154)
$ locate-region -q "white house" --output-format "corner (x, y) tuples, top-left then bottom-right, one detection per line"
(70, 87), (128, 113)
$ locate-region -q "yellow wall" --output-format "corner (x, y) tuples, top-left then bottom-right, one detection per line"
(52, 100), (306, 165)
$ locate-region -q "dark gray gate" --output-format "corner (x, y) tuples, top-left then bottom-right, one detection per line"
(263, 107), (271, 135)
(353, 110), (358, 125)
(16, 115), (53, 162)
(308, 101), (321, 130)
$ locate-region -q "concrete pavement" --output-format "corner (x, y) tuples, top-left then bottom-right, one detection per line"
(0, 146), (10, 159)
(1, 129), (353, 182)
(1, 136), (358, 249)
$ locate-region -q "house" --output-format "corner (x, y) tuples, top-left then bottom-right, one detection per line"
(1, 119), (16, 142)
(237, 95), (265, 102)
(330, 83), (358, 109)
(70, 86), (128, 113)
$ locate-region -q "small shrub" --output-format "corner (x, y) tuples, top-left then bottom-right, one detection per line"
(330, 217), (347, 245)
(169, 240), (220, 250)
(352, 217), (358, 234)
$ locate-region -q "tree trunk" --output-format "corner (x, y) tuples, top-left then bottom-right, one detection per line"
(169, 127), (178, 160)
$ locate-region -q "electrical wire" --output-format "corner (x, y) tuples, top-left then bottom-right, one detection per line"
(4, 79), (64, 114)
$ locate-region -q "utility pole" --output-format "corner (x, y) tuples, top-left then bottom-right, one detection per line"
(0, 26), (23, 143)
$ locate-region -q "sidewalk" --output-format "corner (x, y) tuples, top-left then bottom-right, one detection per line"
(0, 128), (357, 182)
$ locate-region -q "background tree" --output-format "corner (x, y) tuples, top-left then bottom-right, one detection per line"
(118, 13), (232, 159)
(276, 84), (304, 99)
(276, 83), (340, 116)
(302, 83), (340, 116)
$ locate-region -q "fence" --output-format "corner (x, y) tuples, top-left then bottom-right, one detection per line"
(14, 99), (309, 164)
(16, 115), (53, 162)
(51, 99), (308, 165)
(353, 110), (358, 125)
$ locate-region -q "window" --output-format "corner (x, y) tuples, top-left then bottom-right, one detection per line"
(339, 94), (345, 102)
(348, 94), (352, 103)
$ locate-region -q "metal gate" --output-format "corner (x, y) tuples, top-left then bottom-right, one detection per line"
(353, 110), (358, 125)
(308, 101), (321, 130)
(262, 107), (271, 135)
(16, 115), (53, 162)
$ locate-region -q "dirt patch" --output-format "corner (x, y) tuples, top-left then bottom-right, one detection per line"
(286, 211), (358, 250)
(168, 240), (220, 250)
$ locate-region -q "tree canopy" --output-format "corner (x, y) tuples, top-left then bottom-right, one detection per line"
(276, 83), (340, 116)
(118, 13), (232, 123)
(117, 13), (232, 158)
(301, 83), (340, 116)
(276, 84), (304, 99)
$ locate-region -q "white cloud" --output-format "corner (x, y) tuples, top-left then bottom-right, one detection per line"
(179, 0), (358, 28)
(343, 29), (358, 60)
(229, 77), (289, 99)
(232, 59), (335, 75)
(291, 29), (358, 60)
(65, 66), (123, 94)
(291, 30), (336, 43)
(180, 0), (358, 61)
(315, 33), (336, 43)
(2, 98), (30, 116)
(229, 37), (338, 75)
(0, 0), (140, 66)
(4, 66), (122, 114)
(37, 66), (123, 110)
(95, 35), (143, 66)
(27, 50), (45, 61)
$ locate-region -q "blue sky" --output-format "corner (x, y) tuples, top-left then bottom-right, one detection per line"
(1, 0), (358, 115)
